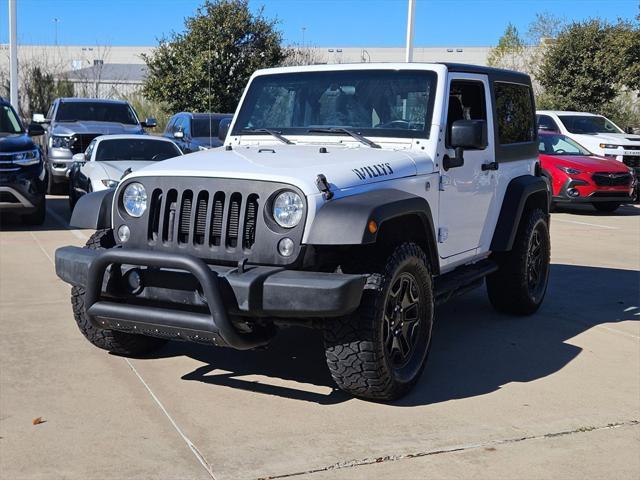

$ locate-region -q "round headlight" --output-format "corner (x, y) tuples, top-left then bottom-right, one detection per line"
(123, 182), (147, 217)
(273, 191), (304, 228)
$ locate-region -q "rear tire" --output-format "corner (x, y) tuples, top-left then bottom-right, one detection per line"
(487, 208), (550, 315)
(70, 229), (167, 356)
(323, 242), (433, 401)
(592, 202), (620, 213)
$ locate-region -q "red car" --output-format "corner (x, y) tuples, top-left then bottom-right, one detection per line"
(538, 131), (635, 212)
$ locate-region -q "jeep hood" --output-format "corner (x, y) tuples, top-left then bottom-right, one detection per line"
(132, 144), (429, 195)
(52, 121), (144, 136)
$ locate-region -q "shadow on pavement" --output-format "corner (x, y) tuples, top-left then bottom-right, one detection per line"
(553, 203), (640, 216)
(144, 263), (638, 406)
(0, 197), (73, 232)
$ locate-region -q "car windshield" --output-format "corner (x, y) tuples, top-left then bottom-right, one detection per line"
(232, 69), (438, 139)
(192, 117), (224, 138)
(0, 104), (24, 134)
(557, 115), (623, 134)
(56, 102), (138, 125)
(538, 134), (592, 156)
(95, 139), (180, 161)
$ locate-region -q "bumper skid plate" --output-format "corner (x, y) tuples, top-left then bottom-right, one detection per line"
(55, 246), (366, 350)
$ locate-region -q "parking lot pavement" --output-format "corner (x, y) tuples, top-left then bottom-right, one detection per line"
(1, 197), (638, 480)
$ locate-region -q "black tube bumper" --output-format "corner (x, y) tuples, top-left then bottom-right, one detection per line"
(55, 246), (366, 349)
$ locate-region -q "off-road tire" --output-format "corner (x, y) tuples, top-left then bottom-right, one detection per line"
(70, 229), (167, 355)
(21, 197), (46, 225)
(487, 208), (550, 315)
(323, 243), (433, 401)
(592, 202), (620, 213)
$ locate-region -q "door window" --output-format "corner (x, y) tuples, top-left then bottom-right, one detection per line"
(494, 82), (535, 144)
(446, 80), (486, 146)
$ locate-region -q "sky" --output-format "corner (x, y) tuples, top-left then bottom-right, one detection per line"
(0, 0), (638, 47)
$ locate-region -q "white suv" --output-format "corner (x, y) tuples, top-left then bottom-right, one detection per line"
(536, 111), (640, 172)
(55, 63), (551, 401)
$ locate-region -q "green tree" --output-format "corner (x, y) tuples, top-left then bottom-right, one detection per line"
(487, 23), (525, 71)
(23, 65), (75, 119)
(142, 0), (285, 113)
(537, 19), (640, 119)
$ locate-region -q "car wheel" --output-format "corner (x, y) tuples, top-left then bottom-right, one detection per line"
(487, 208), (550, 315)
(592, 202), (620, 213)
(323, 242), (433, 401)
(68, 182), (78, 211)
(70, 229), (168, 356)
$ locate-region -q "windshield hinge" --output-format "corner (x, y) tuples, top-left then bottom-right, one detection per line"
(315, 174), (334, 200)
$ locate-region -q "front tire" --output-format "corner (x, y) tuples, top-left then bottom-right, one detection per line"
(592, 202), (620, 213)
(323, 243), (433, 401)
(487, 208), (550, 315)
(71, 229), (167, 356)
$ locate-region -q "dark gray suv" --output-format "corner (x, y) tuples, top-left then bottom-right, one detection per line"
(33, 98), (156, 194)
(163, 112), (232, 153)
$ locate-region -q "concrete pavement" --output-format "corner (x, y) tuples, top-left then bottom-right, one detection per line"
(1, 197), (638, 479)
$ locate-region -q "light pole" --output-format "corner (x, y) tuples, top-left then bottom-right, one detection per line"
(301, 26), (306, 47)
(53, 17), (60, 46)
(405, 0), (416, 62)
(9, 0), (18, 108)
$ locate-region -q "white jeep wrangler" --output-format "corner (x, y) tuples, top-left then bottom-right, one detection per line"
(55, 63), (550, 401)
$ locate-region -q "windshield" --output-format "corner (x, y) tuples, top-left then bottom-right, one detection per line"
(192, 117), (222, 138)
(56, 102), (138, 125)
(232, 70), (438, 139)
(558, 115), (623, 134)
(95, 139), (180, 161)
(0, 104), (24, 134)
(539, 134), (592, 156)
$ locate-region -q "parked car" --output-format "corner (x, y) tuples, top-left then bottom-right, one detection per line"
(163, 112), (233, 152)
(56, 63), (551, 401)
(0, 97), (47, 225)
(538, 131), (634, 212)
(33, 98), (157, 194)
(536, 111), (640, 176)
(68, 135), (182, 210)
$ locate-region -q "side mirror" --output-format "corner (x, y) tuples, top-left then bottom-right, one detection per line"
(218, 117), (231, 142)
(72, 153), (86, 163)
(444, 120), (487, 170)
(142, 117), (157, 128)
(173, 129), (184, 139)
(625, 126), (635, 134)
(27, 122), (45, 136)
(32, 113), (47, 124)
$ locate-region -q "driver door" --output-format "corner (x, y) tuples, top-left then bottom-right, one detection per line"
(438, 74), (497, 259)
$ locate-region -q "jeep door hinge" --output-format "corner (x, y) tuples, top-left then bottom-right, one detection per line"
(438, 227), (448, 243)
(439, 175), (450, 191)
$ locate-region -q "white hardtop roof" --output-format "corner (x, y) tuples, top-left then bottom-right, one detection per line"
(251, 62), (448, 77)
(94, 134), (177, 142)
(537, 110), (601, 117)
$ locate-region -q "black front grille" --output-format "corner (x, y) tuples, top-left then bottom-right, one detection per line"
(70, 134), (101, 154)
(148, 188), (259, 252)
(623, 156), (640, 169)
(591, 191), (629, 198)
(592, 172), (632, 187)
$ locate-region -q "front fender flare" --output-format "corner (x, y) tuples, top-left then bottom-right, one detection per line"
(70, 189), (114, 230)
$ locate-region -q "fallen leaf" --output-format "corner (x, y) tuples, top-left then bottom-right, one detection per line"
(32, 417), (46, 425)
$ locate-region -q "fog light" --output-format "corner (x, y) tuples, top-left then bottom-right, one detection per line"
(117, 224), (131, 243)
(123, 269), (143, 295)
(278, 237), (294, 257)
(567, 188), (580, 197)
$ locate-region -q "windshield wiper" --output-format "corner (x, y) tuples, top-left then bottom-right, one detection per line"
(307, 127), (381, 149)
(239, 128), (294, 145)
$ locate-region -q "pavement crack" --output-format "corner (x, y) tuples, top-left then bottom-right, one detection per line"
(124, 359), (219, 480)
(260, 420), (639, 479)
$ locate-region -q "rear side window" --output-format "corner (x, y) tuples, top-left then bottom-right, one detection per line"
(495, 82), (535, 144)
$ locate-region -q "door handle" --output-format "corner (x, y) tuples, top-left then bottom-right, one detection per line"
(481, 161), (499, 171)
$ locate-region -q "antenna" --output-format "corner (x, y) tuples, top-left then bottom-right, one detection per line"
(208, 41), (212, 148)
